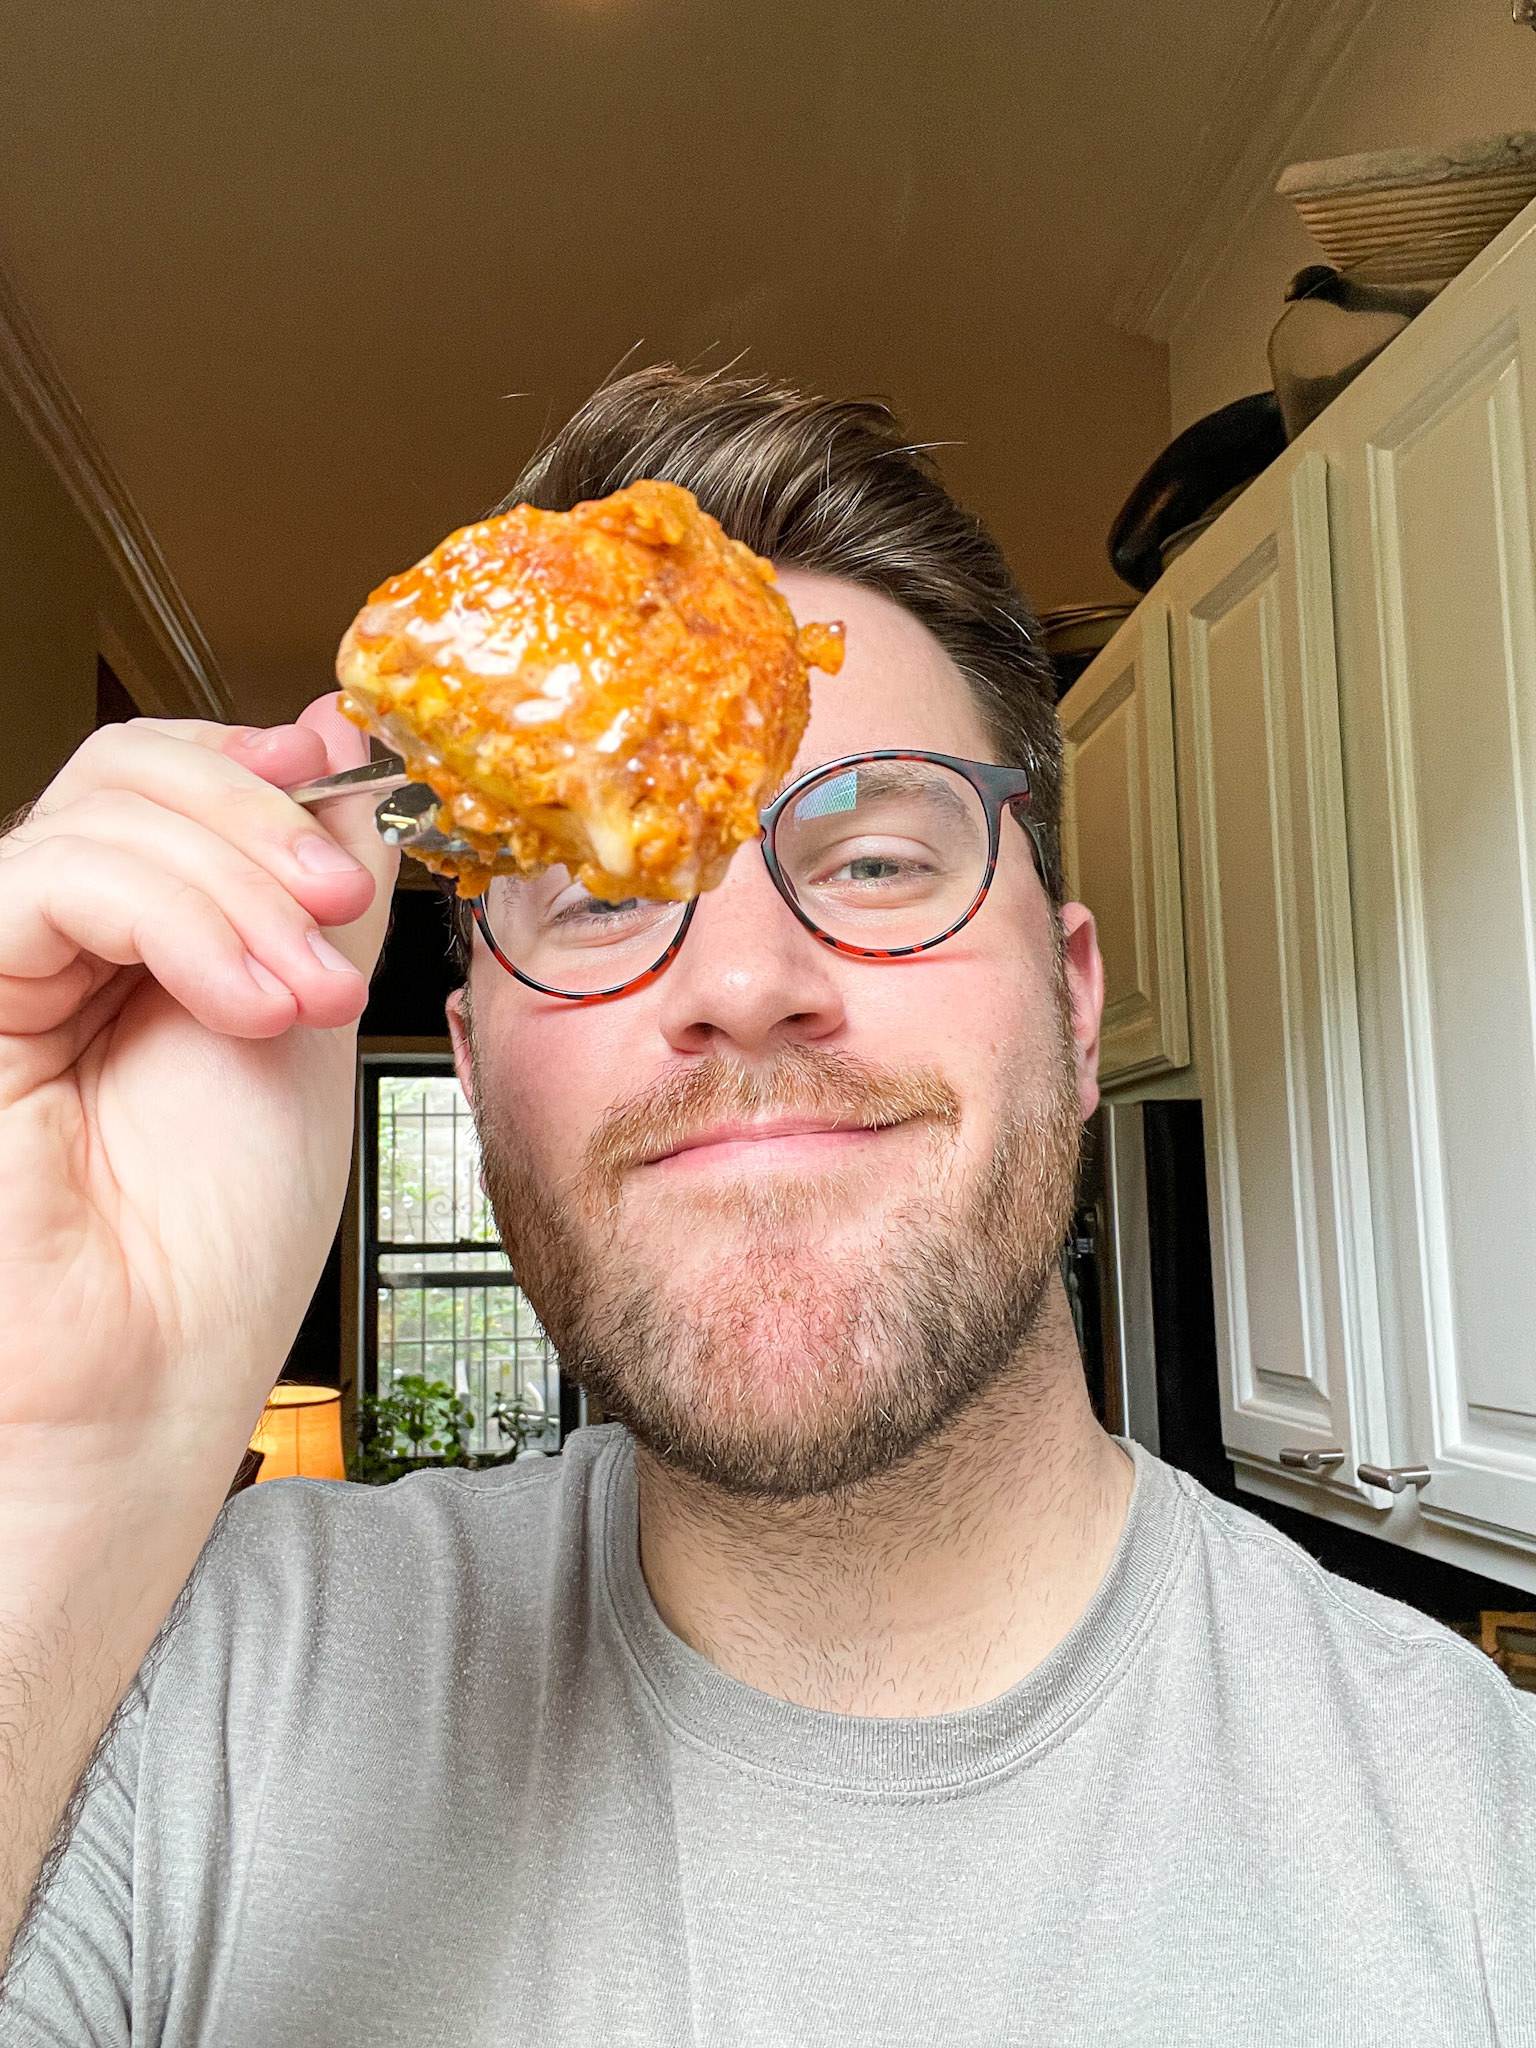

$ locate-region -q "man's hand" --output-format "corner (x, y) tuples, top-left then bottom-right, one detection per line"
(0, 697), (396, 1972)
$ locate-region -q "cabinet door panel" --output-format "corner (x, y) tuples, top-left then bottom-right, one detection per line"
(1345, 313), (1536, 1545)
(1060, 608), (1188, 1085)
(1174, 456), (1387, 1488)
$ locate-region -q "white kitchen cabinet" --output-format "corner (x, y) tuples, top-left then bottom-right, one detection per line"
(1064, 198), (1536, 1589)
(1325, 214), (1536, 1576)
(1059, 605), (1189, 1085)
(1170, 453), (1390, 1500)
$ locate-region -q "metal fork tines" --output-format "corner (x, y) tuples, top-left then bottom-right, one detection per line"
(370, 781), (483, 857)
(288, 758), (491, 859)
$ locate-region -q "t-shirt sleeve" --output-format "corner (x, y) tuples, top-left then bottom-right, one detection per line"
(0, 1682), (144, 2046)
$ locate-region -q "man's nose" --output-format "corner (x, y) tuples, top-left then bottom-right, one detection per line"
(654, 836), (848, 1056)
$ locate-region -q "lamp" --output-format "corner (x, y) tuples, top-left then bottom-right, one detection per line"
(249, 1383), (345, 1482)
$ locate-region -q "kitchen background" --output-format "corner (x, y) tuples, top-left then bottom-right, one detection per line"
(3, 0), (1534, 1680)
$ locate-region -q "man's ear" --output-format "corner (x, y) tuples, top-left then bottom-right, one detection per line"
(446, 986), (475, 1106)
(1058, 900), (1104, 1122)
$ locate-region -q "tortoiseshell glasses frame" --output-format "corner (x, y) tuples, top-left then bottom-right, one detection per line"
(467, 748), (1044, 1005)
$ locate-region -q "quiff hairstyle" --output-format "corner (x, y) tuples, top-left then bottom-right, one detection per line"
(444, 364), (1062, 960)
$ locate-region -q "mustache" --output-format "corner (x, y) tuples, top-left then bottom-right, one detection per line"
(581, 1045), (961, 1194)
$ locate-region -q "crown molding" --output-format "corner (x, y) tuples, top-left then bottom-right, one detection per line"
(1109, 0), (1383, 344)
(0, 263), (232, 719)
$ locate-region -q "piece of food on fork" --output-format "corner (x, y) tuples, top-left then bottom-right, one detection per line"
(335, 478), (845, 900)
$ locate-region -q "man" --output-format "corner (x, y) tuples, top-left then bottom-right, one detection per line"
(1, 367), (1531, 2046)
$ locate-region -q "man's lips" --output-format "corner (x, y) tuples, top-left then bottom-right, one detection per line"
(641, 1114), (906, 1170)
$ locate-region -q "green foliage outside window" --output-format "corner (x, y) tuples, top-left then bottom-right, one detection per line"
(361, 1069), (562, 1479)
(349, 1373), (550, 1485)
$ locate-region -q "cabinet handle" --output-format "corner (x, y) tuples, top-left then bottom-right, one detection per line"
(1357, 1463), (1433, 1494)
(1278, 1446), (1346, 1473)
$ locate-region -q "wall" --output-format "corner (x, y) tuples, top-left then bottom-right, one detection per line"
(1169, 0), (1536, 433)
(0, 386), (189, 819)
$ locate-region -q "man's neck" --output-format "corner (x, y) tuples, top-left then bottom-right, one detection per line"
(633, 1280), (1134, 1717)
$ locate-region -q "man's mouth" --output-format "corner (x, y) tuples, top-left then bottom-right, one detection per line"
(579, 1050), (962, 1196)
(642, 1114), (909, 1172)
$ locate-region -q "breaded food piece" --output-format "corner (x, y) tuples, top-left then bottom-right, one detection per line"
(336, 479), (845, 899)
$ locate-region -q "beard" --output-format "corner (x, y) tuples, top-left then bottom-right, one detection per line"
(469, 997), (1083, 1503)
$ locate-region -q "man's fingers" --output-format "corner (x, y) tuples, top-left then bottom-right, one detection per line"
(10, 724), (377, 923)
(297, 691), (369, 772)
(221, 722), (330, 788)
(7, 707), (397, 1002)
(0, 838), (295, 1042)
(0, 956), (99, 1037)
(12, 787), (373, 947)
(12, 791), (374, 1015)
(220, 695), (364, 785)
(34, 722), (328, 835)
(0, 838), (370, 1041)
(291, 693), (399, 973)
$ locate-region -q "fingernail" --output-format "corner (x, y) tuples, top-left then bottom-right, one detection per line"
(307, 930), (357, 974)
(294, 833), (362, 875)
(229, 728), (269, 749)
(245, 953), (290, 998)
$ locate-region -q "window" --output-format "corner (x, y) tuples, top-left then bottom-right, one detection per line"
(362, 1059), (572, 1457)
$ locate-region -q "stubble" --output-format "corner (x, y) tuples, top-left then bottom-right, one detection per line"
(469, 1002), (1083, 1502)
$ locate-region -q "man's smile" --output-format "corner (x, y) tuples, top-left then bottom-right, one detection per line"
(641, 1114), (910, 1173)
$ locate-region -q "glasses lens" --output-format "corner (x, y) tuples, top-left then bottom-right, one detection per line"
(774, 758), (991, 950)
(480, 869), (688, 995)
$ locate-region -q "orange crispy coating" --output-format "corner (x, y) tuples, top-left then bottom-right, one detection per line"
(335, 479), (845, 900)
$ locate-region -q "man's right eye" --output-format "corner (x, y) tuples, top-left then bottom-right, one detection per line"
(550, 894), (641, 927)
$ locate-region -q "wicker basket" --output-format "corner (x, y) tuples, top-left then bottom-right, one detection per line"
(1278, 133), (1536, 288)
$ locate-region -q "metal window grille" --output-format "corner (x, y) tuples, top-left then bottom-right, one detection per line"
(362, 1062), (569, 1457)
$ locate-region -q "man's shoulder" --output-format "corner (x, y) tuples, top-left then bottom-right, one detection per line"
(155, 1423), (630, 1683)
(215, 1431), (563, 1561)
(1153, 1455), (1536, 1757)
(220, 1430), (568, 1541)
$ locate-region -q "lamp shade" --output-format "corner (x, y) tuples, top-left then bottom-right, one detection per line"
(249, 1383), (345, 1482)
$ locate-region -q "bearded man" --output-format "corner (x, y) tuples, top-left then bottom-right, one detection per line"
(2, 368), (1531, 2046)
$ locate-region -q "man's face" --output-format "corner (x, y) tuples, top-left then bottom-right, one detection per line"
(449, 570), (1104, 1498)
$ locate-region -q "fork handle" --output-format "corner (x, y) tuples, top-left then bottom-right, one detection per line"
(287, 757), (412, 806)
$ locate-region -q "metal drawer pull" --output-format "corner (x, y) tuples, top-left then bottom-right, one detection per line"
(1357, 1463), (1433, 1494)
(1278, 1447), (1346, 1473)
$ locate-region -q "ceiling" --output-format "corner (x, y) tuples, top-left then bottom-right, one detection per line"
(0, 0), (1297, 722)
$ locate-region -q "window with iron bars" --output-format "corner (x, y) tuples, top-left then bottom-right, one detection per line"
(361, 1057), (578, 1457)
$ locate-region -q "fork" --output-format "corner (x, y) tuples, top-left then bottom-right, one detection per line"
(288, 757), (480, 860)
(285, 756), (415, 806)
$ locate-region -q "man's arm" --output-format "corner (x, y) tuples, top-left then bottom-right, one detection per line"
(0, 701), (394, 1974)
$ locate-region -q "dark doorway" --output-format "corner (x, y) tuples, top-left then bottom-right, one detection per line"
(95, 655), (139, 727)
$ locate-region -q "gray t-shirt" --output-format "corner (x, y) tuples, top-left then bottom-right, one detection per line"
(5, 1426), (1533, 2046)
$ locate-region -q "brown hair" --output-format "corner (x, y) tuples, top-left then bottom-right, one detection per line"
(443, 363), (1061, 958)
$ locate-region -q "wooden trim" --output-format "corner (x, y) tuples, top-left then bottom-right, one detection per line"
(0, 262), (232, 719)
(1109, 0), (1382, 344)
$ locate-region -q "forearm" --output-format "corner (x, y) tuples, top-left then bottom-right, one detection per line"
(0, 1466), (232, 1972)
(0, 702), (391, 1982)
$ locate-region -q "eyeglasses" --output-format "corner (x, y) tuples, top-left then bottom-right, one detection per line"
(469, 749), (1043, 1005)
